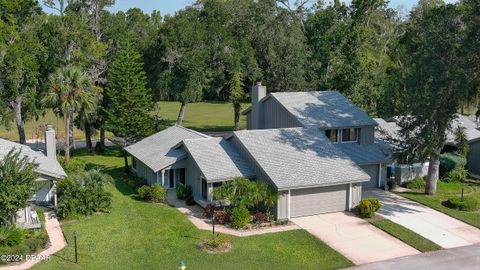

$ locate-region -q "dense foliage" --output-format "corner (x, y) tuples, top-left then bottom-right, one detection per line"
(0, 149), (38, 225)
(137, 183), (166, 203)
(357, 198), (382, 218)
(56, 169), (112, 219)
(446, 197), (479, 211)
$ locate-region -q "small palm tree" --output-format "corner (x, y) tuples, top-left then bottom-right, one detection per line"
(43, 65), (95, 162)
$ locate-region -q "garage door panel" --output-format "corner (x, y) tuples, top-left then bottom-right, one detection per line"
(290, 185), (348, 217)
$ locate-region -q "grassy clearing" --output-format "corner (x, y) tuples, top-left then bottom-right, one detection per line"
(32, 147), (352, 270)
(157, 101), (249, 131)
(370, 219), (441, 252)
(398, 180), (480, 228)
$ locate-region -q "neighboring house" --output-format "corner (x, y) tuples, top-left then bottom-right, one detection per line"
(375, 114), (480, 177)
(0, 126), (67, 228)
(128, 83), (391, 219)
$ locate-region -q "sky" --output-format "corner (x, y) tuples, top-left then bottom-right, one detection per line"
(41, 0), (460, 16)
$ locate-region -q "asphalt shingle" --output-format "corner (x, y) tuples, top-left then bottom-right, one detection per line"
(181, 138), (255, 182)
(271, 91), (378, 128)
(334, 140), (392, 165)
(125, 125), (209, 172)
(233, 127), (370, 190)
(0, 139), (66, 179)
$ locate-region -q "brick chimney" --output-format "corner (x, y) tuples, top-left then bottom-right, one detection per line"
(251, 82), (266, 129)
(45, 125), (57, 160)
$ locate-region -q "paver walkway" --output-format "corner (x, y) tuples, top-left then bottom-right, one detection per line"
(1, 211), (66, 270)
(364, 189), (480, 249)
(292, 212), (420, 265)
(167, 190), (300, 237)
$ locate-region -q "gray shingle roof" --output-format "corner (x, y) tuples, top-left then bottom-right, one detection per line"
(447, 114), (480, 143)
(270, 91), (377, 128)
(125, 126), (209, 172)
(181, 138), (255, 182)
(334, 140), (392, 165)
(0, 139), (66, 179)
(233, 127), (370, 190)
(374, 118), (402, 141)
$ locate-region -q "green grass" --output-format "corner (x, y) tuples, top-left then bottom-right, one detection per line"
(370, 219), (441, 252)
(157, 101), (249, 132)
(398, 181), (480, 228)
(32, 147), (352, 270)
(0, 102), (249, 142)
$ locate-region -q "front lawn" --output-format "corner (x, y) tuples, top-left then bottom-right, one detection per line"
(33, 147), (352, 270)
(370, 219), (441, 252)
(398, 181), (480, 228)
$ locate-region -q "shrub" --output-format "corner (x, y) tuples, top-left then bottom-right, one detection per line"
(204, 204), (215, 218)
(357, 198), (382, 218)
(24, 230), (48, 252)
(440, 153), (467, 177)
(405, 176), (426, 190)
(58, 157), (85, 174)
(387, 179), (397, 190)
(446, 197), (479, 211)
(230, 205), (251, 229)
(126, 176), (146, 189)
(137, 184), (166, 203)
(176, 185), (192, 200)
(214, 210), (230, 224)
(443, 167), (468, 183)
(185, 195), (196, 206)
(253, 211), (267, 224)
(56, 169), (112, 219)
(0, 227), (23, 247)
(150, 183), (166, 203)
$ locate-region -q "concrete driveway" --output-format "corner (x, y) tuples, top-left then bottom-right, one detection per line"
(292, 212), (420, 265)
(364, 189), (480, 249)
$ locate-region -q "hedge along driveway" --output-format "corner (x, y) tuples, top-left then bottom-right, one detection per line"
(364, 189), (480, 249)
(32, 147), (353, 270)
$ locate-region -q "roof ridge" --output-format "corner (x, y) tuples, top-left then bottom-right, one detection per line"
(174, 125), (210, 138)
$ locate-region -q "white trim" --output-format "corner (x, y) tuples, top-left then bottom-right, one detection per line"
(287, 190), (291, 219)
(161, 170), (165, 187)
(349, 183), (353, 210)
(378, 164), (382, 188)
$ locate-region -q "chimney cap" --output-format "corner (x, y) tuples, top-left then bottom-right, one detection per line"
(255, 81), (262, 86)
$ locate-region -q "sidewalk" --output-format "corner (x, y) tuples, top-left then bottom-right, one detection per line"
(1, 212), (67, 270)
(167, 190), (300, 237)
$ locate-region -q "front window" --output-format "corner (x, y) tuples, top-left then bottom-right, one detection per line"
(341, 128), (359, 142)
(325, 129), (339, 143)
(178, 168), (186, 186)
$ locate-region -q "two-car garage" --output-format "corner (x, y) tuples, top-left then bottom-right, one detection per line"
(277, 184), (363, 219)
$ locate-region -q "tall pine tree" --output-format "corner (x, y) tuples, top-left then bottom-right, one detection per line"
(104, 36), (155, 172)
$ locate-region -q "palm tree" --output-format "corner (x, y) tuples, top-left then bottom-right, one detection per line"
(43, 65), (95, 162)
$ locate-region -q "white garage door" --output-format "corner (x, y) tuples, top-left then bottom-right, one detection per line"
(290, 185), (348, 218)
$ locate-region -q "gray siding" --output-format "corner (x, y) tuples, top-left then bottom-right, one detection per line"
(468, 141), (480, 175)
(360, 126), (375, 145)
(261, 98), (302, 129)
(133, 158), (157, 185)
(290, 185), (348, 217)
(246, 112), (252, 130)
(394, 162), (429, 185)
(360, 164), (379, 188)
(184, 156), (205, 201)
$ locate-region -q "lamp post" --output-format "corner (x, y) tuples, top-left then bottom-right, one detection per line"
(461, 183), (465, 202)
(73, 231), (78, 264)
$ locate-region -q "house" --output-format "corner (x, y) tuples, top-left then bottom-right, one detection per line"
(127, 83), (392, 219)
(375, 114), (480, 177)
(0, 125), (67, 228)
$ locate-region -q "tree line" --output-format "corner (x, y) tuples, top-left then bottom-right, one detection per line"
(1, 0), (479, 193)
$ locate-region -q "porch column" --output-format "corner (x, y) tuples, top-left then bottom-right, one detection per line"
(53, 183), (58, 208)
(173, 169), (177, 188)
(287, 190), (291, 219)
(161, 170), (165, 187)
(207, 183), (213, 202)
(378, 164), (383, 188)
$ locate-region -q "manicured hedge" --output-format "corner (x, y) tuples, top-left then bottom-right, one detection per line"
(440, 153), (467, 177)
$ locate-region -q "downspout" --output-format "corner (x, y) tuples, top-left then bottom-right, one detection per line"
(378, 164), (382, 188)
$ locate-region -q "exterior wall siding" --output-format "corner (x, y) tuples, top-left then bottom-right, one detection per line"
(468, 141), (480, 175)
(360, 126), (375, 145)
(262, 98), (302, 129)
(360, 164), (379, 188)
(276, 191), (289, 220)
(184, 156), (205, 201)
(133, 158), (157, 185)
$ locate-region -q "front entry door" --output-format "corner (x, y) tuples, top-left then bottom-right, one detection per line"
(201, 178), (207, 200)
(169, 170), (175, 188)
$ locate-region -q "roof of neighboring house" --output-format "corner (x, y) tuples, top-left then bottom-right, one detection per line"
(244, 91), (377, 128)
(0, 139), (66, 179)
(180, 138), (256, 182)
(374, 118), (402, 141)
(334, 139), (392, 165)
(447, 114), (480, 143)
(125, 125), (209, 172)
(233, 127), (370, 190)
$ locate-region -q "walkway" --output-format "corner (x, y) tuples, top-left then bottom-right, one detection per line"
(1, 211), (67, 270)
(364, 189), (480, 249)
(167, 190), (300, 237)
(350, 243), (480, 270)
(292, 212), (420, 265)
